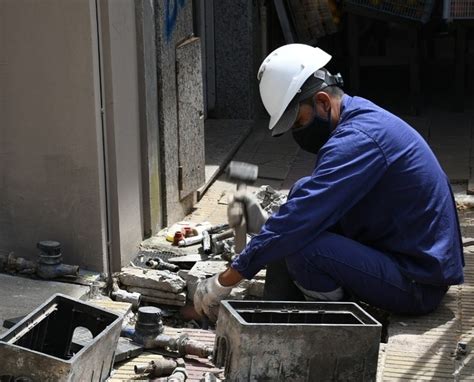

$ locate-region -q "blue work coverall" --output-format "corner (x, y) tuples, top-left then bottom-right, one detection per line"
(231, 95), (464, 315)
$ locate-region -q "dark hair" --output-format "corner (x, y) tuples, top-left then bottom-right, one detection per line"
(322, 85), (344, 99)
(299, 85), (344, 105)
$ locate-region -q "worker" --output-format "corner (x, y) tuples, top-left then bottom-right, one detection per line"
(194, 44), (464, 322)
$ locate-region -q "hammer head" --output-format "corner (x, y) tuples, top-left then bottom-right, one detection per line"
(226, 161), (259, 185)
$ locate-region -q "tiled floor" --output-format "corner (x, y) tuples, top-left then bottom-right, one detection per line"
(378, 244), (474, 380)
(110, 327), (219, 381)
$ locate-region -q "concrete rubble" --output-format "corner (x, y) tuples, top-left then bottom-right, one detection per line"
(118, 267), (186, 293)
(118, 267), (187, 306)
(255, 185), (287, 214)
(183, 261), (228, 300)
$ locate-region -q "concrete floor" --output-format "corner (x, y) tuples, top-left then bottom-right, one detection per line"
(0, 273), (89, 336)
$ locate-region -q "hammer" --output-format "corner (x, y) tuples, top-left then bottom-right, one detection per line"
(226, 161), (259, 253)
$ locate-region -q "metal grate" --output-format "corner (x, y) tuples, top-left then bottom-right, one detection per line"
(443, 0), (474, 20)
(344, 0), (435, 23)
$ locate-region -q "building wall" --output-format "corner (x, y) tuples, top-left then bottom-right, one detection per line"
(0, 0), (108, 270)
(154, 0), (199, 225)
(212, 0), (262, 120)
(0, 0), (145, 272)
(135, 0), (162, 237)
(99, 0), (144, 271)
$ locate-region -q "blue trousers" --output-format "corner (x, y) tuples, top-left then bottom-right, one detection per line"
(285, 231), (448, 315)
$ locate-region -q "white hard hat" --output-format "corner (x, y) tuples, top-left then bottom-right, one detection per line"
(257, 44), (332, 136)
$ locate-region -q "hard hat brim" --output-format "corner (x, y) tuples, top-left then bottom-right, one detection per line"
(271, 102), (299, 137)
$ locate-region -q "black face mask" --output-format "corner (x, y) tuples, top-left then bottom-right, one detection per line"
(292, 104), (332, 154)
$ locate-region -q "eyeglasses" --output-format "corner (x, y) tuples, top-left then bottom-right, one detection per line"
(292, 101), (315, 130)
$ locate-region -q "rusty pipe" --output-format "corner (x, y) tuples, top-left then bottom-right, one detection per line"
(134, 358), (178, 376)
(0, 253), (37, 275)
(0, 252), (78, 279)
(174, 333), (213, 358)
(167, 366), (188, 382)
(122, 329), (213, 358)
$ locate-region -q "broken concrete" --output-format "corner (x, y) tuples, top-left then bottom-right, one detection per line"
(240, 278), (265, 298)
(183, 261), (266, 301)
(140, 295), (186, 307)
(255, 185), (287, 214)
(126, 286), (186, 301)
(118, 267), (185, 293)
(184, 261), (229, 300)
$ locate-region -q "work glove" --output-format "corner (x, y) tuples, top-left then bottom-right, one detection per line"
(227, 191), (269, 235)
(194, 273), (233, 322)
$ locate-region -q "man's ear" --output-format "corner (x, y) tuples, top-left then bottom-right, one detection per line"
(315, 91), (331, 112)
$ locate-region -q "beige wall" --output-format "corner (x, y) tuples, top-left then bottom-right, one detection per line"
(99, 0), (144, 271)
(0, 0), (144, 272)
(0, 0), (107, 270)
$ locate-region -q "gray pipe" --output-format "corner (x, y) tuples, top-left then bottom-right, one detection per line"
(36, 262), (79, 279)
(111, 279), (141, 308)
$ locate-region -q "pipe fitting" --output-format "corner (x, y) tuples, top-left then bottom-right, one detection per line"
(36, 262), (79, 279)
(111, 279), (141, 308)
(167, 366), (188, 382)
(134, 358), (178, 377)
(0, 253), (37, 274)
(145, 257), (179, 272)
(120, 306), (213, 358)
(0, 244), (78, 279)
(174, 333), (213, 358)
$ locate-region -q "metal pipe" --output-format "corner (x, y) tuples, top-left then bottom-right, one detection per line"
(178, 235), (204, 247)
(167, 366), (188, 382)
(0, 243), (79, 279)
(111, 279), (141, 308)
(0, 253), (37, 274)
(121, 327), (213, 357)
(121, 306), (213, 357)
(211, 229), (234, 242)
(36, 262), (79, 279)
(134, 358), (177, 376)
(145, 257), (179, 272)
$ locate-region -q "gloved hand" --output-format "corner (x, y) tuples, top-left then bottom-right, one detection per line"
(194, 273), (233, 322)
(227, 191), (269, 235)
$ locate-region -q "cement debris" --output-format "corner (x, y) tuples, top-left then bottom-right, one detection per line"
(141, 294), (186, 307)
(184, 261), (229, 300)
(127, 286), (187, 301)
(119, 267), (186, 293)
(255, 185), (287, 214)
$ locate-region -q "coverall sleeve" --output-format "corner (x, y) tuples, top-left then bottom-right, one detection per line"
(231, 127), (388, 279)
